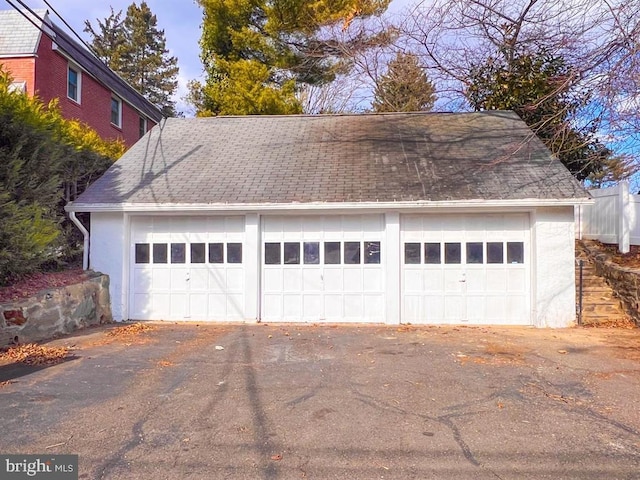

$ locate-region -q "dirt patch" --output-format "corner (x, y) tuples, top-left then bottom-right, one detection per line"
(0, 343), (71, 366)
(0, 269), (88, 303)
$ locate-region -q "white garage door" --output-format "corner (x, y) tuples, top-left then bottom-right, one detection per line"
(261, 215), (385, 322)
(401, 214), (530, 325)
(129, 216), (245, 321)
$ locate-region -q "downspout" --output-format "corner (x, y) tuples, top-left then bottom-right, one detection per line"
(69, 212), (89, 270)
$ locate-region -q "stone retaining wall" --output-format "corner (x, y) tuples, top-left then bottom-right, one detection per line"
(581, 242), (640, 326)
(0, 272), (112, 345)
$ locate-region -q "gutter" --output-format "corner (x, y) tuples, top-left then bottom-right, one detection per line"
(68, 211), (89, 270)
(65, 197), (595, 213)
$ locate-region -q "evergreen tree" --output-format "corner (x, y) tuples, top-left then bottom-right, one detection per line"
(83, 8), (126, 71)
(372, 52), (436, 112)
(85, 2), (179, 116)
(193, 0), (391, 116)
(0, 68), (123, 285)
(466, 48), (617, 181)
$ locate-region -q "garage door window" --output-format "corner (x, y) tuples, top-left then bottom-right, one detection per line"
(507, 242), (524, 264)
(135, 243), (150, 263)
(191, 243), (206, 263)
(304, 242), (320, 264)
(425, 243), (441, 264)
(153, 244), (168, 263)
(324, 242), (341, 264)
(364, 241), (381, 264)
(466, 242), (483, 264)
(227, 243), (242, 264)
(171, 243), (186, 263)
(404, 241), (524, 265)
(344, 242), (361, 264)
(265, 243), (281, 264)
(487, 242), (503, 264)
(209, 243), (224, 263)
(284, 242), (300, 264)
(445, 243), (461, 264)
(405, 243), (421, 264)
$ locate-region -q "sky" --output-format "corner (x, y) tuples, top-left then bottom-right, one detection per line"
(11, 0), (411, 115)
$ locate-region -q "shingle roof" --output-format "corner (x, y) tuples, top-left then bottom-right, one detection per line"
(71, 111), (589, 208)
(0, 9), (46, 56)
(0, 9), (162, 123)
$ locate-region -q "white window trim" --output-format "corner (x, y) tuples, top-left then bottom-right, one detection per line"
(67, 64), (81, 104)
(139, 116), (148, 138)
(111, 96), (122, 128)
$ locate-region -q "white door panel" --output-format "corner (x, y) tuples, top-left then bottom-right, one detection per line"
(129, 216), (246, 321)
(261, 215), (385, 322)
(401, 213), (530, 325)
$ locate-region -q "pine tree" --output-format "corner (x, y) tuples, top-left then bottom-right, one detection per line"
(193, 0), (391, 116)
(372, 52), (436, 113)
(85, 2), (179, 116)
(83, 8), (126, 71)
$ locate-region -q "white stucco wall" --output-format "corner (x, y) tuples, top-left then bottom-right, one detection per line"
(532, 207), (576, 327)
(90, 212), (126, 321)
(87, 206), (578, 326)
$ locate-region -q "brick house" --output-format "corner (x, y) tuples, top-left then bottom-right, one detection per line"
(0, 9), (163, 148)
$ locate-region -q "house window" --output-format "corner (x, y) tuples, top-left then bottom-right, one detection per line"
(68, 66), (80, 102)
(139, 116), (147, 138)
(111, 97), (122, 127)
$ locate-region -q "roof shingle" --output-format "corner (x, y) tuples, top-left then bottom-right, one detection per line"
(72, 111), (589, 208)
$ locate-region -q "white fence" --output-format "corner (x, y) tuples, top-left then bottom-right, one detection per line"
(576, 181), (640, 253)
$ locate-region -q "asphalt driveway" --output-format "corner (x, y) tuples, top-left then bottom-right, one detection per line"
(1, 323), (639, 479)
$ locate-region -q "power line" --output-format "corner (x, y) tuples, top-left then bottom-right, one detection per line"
(41, 0), (98, 58)
(3, 0), (104, 70)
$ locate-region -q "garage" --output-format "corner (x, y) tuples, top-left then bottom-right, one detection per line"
(69, 112), (588, 327)
(401, 213), (530, 324)
(129, 216), (246, 321)
(261, 215), (385, 322)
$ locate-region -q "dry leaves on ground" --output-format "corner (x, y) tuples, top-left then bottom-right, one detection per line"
(0, 343), (70, 366)
(105, 323), (154, 337)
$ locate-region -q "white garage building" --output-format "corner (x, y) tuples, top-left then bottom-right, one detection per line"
(66, 112), (589, 327)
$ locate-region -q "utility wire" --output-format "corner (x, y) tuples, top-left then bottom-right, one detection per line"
(41, 0), (98, 58)
(3, 0), (109, 72)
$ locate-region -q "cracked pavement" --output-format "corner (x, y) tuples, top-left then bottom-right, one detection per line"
(1, 323), (639, 479)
